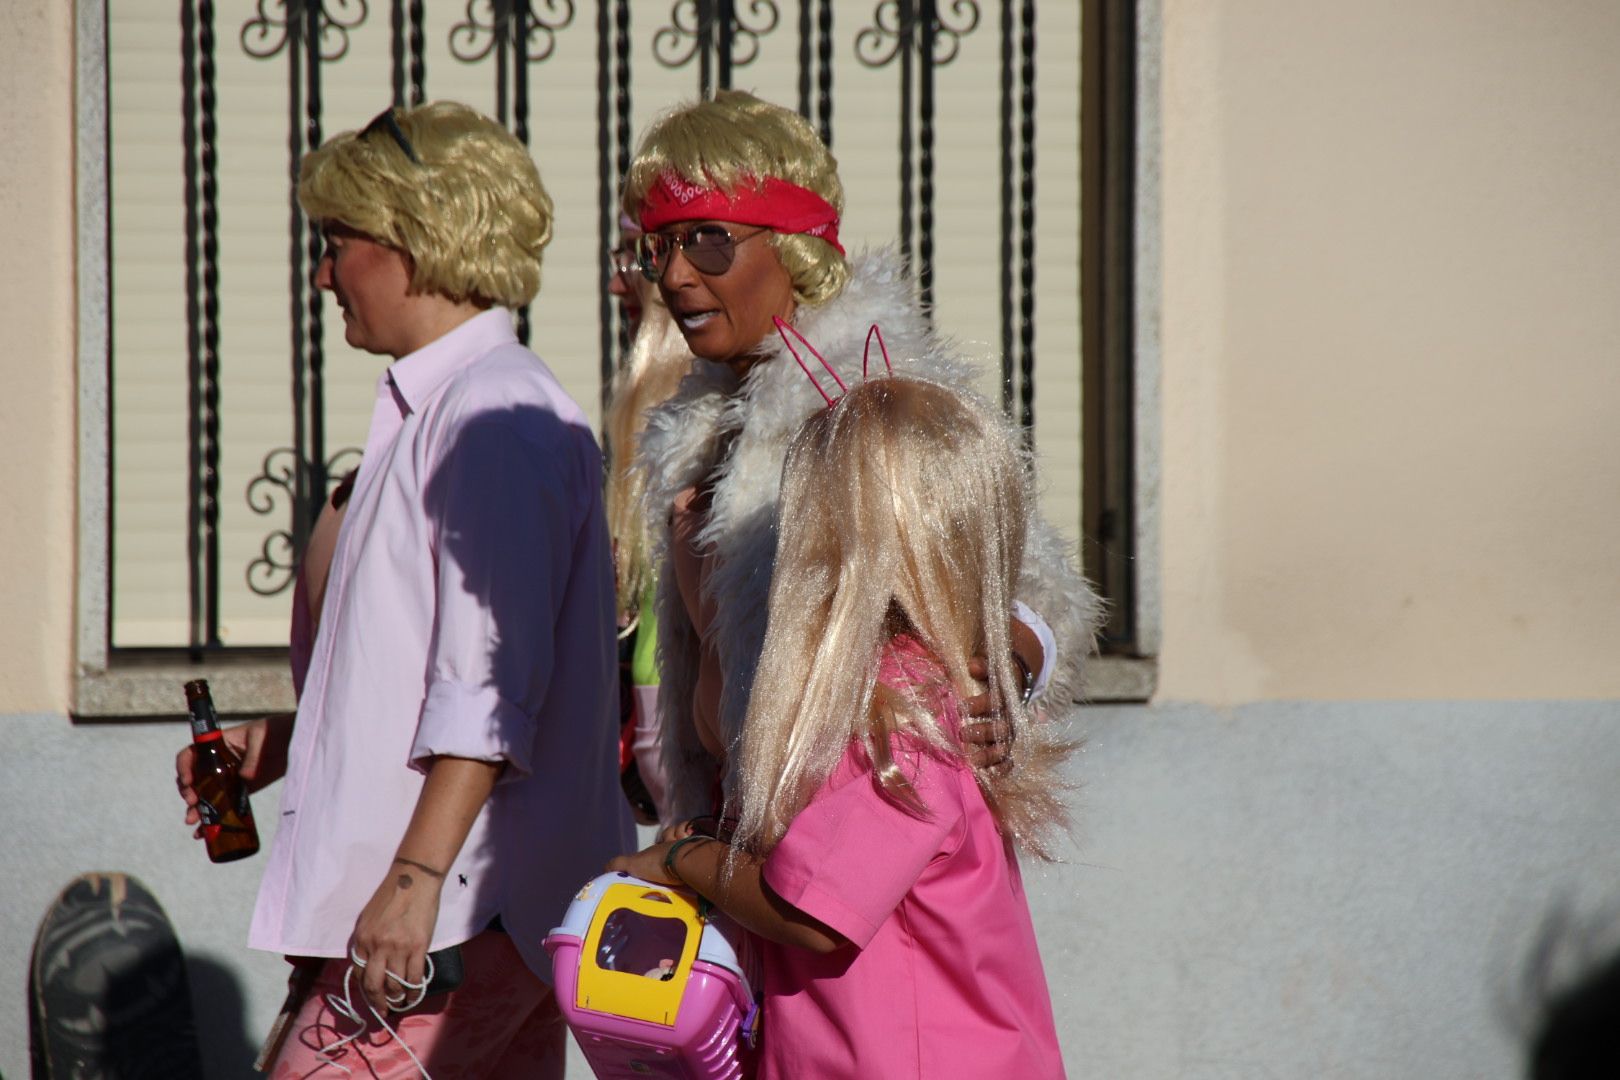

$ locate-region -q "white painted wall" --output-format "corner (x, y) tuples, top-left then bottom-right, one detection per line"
(4, 704), (1618, 1078)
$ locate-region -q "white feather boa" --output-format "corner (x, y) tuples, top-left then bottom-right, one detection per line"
(636, 247), (1103, 825)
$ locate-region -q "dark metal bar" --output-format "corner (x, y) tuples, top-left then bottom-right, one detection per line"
(496, 14), (510, 124)
(1095, 0), (1138, 648)
(514, 3), (533, 346)
(1017, 0), (1034, 436)
(285, 6), (310, 567)
(200, 0), (222, 646)
(699, 0), (714, 97)
(614, 0), (633, 366)
(817, 0), (832, 146)
(597, 0), (616, 415)
(998, 0), (1013, 414)
(514, 6), (532, 147)
(718, 0), (735, 89)
(409, 0), (426, 104)
(181, 0), (204, 651)
(391, 0), (406, 106)
(797, 0), (811, 119)
(615, 0), (632, 191)
(917, 0), (936, 312)
(897, 0), (914, 273)
(304, 2), (328, 508)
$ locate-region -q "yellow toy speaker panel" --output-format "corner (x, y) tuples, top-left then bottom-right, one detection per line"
(545, 872), (760, 1079)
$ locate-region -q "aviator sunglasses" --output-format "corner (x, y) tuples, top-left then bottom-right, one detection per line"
(634, 224), (770, 282)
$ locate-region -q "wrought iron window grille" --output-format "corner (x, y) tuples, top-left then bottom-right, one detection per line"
(108, 0), (1141, 665)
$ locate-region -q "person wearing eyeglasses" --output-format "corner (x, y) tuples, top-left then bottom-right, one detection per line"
(174, 101), (631, 1078)
(607, 215), (648, 335)
(620, 90), (1102, 839)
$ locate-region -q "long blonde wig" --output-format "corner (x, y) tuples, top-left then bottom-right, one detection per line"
(604, 298), (692, 620)
(622, 90), (850, 306)
(299, 100), (553, 308)
(731, 377), (1075, 861)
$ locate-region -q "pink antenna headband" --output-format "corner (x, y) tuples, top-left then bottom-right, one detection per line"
(772, 316), (893, 407)
(639, 171), (845, 254)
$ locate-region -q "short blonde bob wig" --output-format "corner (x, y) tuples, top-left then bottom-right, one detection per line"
(299, 100), (553, 309)
(622, 90), (850, 306)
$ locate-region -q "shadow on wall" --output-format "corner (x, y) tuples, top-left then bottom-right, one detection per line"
(1511, 899), (1620, 1079)
(187, 951), (262, 1079)
(26, 872), (264, 1079)
(28, 872), (205, 1079)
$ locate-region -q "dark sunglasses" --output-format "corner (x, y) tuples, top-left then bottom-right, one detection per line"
(361, 107), (421, 165)
(609, 244), (639, 280)
(634, 224), (769, 282)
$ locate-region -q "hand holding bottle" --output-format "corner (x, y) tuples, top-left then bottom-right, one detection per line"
(174, 711), (293, 826)
(172, 681), (283, 861)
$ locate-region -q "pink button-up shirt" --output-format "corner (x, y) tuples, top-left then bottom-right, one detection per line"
(249, 309), (633, 981)
(759, 637), (1066, 1078)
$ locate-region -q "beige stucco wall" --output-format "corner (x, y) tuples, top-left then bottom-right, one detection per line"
(1157, 0), (1620, 701)
(0, 0), (75, 714)
(5, 1), (1619, 712)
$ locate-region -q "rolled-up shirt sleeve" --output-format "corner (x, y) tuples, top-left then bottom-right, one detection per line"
(411, 409), (582, 780)
(763, 740), (964, 949)
(1011, 599), (1057, 699)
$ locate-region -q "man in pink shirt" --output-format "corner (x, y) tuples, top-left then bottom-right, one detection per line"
(175, 102), (632, 1077)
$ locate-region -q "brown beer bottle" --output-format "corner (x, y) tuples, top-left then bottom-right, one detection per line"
(183, 679), (260, 863)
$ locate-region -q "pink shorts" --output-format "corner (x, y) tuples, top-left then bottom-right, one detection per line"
(266, 929), (565, 1079)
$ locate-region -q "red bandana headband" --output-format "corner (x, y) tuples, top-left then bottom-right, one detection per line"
(638, 170), (845, 255)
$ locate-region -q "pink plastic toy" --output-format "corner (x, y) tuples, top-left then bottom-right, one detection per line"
(544, 872), (759, 1079)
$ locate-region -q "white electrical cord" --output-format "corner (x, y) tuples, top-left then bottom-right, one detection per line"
(314, 947), (437, 1079)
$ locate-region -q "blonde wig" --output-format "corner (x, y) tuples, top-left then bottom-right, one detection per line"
(604, 298), (693, 620)
(299, 101), (553, 308)
(622, 90), (850, 306)
(731, 377), (1075, 862)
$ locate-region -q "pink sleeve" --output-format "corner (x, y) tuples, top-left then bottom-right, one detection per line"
(410, 411), (593, 779)
(762, 740), (966, 949)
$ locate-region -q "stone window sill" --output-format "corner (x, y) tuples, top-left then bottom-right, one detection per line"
(73, 653), (1153, 718)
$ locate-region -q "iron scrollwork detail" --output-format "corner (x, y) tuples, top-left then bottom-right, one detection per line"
(244, 446), (363, 596)
(247, 530), (299, 599)
(653, 0), (781, 70)
(241, 0), (369, 61)
(450, 0), (578, 64)
(855, 0), (980, 68)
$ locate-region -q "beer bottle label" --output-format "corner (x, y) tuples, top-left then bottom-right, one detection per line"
(196, 794), (223, 839)
(185, 679), (221, 741)
(234, 784), (253, 822)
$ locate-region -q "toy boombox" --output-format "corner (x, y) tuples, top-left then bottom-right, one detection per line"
(545, 872), (760, 1079)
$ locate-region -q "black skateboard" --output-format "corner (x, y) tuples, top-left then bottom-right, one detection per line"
(28, 872), (204, 1080)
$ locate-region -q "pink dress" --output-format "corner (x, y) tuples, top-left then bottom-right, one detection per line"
(758, 638), (1067, 1079)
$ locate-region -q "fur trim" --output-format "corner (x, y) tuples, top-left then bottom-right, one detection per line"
(636, 247), (1103, 824)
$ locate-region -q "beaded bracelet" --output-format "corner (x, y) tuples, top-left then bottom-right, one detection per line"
(662, 834), (713, 883)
